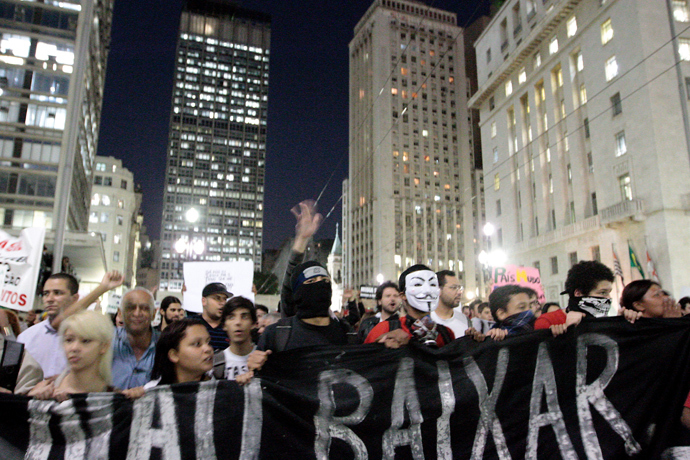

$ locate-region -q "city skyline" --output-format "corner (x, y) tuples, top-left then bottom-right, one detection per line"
(97, 0), (489, 251)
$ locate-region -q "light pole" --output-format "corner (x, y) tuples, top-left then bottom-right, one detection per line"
(175, 208), (204, 282)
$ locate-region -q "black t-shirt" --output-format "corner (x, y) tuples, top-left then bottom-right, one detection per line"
(257, 316), (349, 352)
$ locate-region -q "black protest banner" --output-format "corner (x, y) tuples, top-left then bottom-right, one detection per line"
(2, 318), (690, 460)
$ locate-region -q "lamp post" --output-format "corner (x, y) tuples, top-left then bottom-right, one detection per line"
(175, 208), (204, 282)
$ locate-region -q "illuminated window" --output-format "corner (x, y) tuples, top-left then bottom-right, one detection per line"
(96, 163), (106, 171)
(493, 147), (498, 163)
(114, 234), (122, 244)
(605, 56), (618, 81)
(615, 131), (627, 156)
(567, 17), (578, 37)
(518, 68), (526, 84)
(619, 174), (632, 201)
(89, 212), (98, 224)
(494, 173), (500, 191)
(580, 84), (587, 104)
(674, 0), (689, 21)
(422, 129), (428, 137)
(391, 88), (398, 95)
(101, 195), (110, 206)
(680, 39), (690, 61)
(601, 19), (613, 45)
(505, 80), (513, 96)
(491, 121), (497, 138)
(575, 51), (584, 71)
(549, 37), (559, 55)
(534, 52), (541, 68)
(401, 67), (408, 75)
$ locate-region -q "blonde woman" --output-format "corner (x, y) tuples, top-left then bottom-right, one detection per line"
(29, 310), (114, 400)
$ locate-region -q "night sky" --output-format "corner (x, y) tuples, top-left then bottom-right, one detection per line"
(96, 0), (489, 250)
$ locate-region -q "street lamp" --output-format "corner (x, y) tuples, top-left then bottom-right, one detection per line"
(175, 207), (205, 276)
(376, 273), (384, 285)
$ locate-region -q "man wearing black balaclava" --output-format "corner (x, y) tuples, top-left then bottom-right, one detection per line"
(236, 201), (350, 385)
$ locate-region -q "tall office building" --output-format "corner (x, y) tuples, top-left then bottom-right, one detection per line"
(345, 0), (480, 295)
(158, 0), (270, 291)
(469, 0), (690, 299)
(0, 1), (113, 232)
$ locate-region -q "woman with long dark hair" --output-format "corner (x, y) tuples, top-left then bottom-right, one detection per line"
(620, 280), (682, 318)
(146, 318), (214, 387)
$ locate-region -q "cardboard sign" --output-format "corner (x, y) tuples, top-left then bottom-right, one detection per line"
(0, 227), (45, 311)
(491, 264), (545, 303)
(182, 260), (254, 313)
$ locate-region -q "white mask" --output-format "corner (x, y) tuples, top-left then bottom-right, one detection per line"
(404, 270), (440, 313)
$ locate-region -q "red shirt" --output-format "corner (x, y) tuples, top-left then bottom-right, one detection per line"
(364, 316), (454, 347)
(534, 309), (567, 330)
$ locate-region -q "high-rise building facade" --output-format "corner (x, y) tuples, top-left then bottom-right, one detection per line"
(346, 0), (479, 294)
(0, 0), (113, 232)
(88, 156), (142, 290)
(158, 0), (270, 291)
(469, 0), (690, 300)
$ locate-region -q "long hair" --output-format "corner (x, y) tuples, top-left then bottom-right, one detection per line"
(151, 318), (205, 385)
(59, 310), (114, 385)
(620, 280), (660, 311)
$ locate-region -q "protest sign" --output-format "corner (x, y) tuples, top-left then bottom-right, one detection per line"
(491, 264), (545, 303)
(0, 227), (45, 312)
(2, 319), (690, 459)
(183, 260), (254, 313)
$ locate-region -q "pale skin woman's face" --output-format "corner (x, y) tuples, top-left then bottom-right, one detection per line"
(63, 329), (107, 373)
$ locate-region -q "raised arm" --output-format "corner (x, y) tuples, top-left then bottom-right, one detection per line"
(280, 201), (323, 318)
(50, 271), (124, 329)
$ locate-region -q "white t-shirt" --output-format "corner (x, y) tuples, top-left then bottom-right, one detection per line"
(430, 308), (469, 338)
(223, 346), (255, 380)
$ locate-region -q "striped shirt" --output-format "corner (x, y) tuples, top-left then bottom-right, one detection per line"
(193, 314), (229, 351)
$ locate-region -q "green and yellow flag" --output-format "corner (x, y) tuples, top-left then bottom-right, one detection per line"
(629, 242), (645, 279)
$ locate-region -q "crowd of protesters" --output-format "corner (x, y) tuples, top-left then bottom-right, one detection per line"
(2, 200), (690, 432)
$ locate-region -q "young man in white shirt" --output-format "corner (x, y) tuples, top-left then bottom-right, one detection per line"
(430, 270), (468, 338)
(215, 296), (257, 380)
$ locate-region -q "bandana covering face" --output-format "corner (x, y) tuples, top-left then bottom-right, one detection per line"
(567, 296), (612, 318)
(406, 315), (439, 346)
(494, 309), (535, 335)
(295, 279), (332, 319)
(404, 270), (440, 313)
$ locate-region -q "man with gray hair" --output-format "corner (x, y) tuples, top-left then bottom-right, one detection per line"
(112, 287), (159, 389)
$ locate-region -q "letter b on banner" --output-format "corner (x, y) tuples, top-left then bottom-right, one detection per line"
(314, 369), (373, 460)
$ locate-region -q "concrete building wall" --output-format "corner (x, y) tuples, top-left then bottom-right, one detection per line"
(470, 0), (690, 300)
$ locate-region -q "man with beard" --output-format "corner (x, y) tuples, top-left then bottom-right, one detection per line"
(158, 296), (185, 331)
(18, 271), (124, 377)
(364, 264), (454, 348)
(236, 200), (350, 384)
(357, 281), (400, 343)
(430, 270), (468, 338)
(198, 282), (233, 351)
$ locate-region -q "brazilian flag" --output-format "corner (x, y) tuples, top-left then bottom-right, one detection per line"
(629, 243), (645, 279)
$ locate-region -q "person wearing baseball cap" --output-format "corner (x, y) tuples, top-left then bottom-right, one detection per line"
(199, 282), (233, 351)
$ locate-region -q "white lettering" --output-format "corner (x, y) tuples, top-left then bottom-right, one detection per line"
(314, 369), (372, 460)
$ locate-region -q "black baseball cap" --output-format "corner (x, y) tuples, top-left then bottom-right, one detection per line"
(202, 282), (233, 298)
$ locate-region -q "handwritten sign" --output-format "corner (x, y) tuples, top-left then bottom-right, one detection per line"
(0, 227), (45, 311)
(491, 264), (545, 303)
(182, 260), (254, 313)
